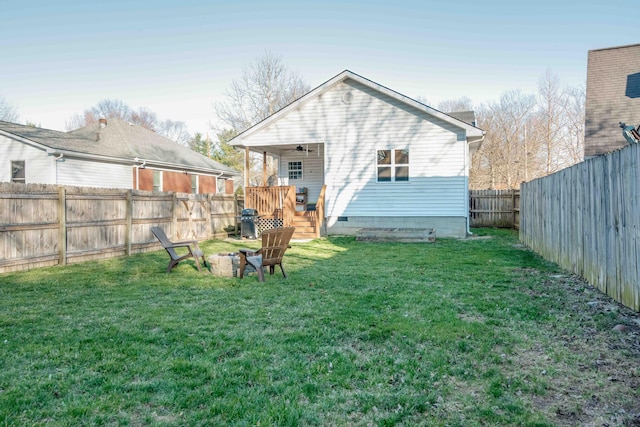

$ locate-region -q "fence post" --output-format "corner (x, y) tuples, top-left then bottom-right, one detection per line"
(125, 190), (133, 255)
(171, 192), (178, 238)
(511, 189), (516, 228)
(58, 186), (67, 266)
(206, 193), (213, 238)
(234, 193), (239, 236)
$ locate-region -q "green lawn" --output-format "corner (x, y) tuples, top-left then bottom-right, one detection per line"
(1, 229), (638, 426)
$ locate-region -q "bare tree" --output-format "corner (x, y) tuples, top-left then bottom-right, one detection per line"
(472, 90), (537, 189)
(471, 70), (586, 190)
(65, 99), (132, 130)
(158, 119), (191, 146)
(0, 95), (19, 122)
(563, 85), (585, 165)
(215, 52), (310, 132)
(129, 106), (159, 131)
(536, 69), (566, 174)
(65, 99), (191, 145)
(437, 97), (474, 113)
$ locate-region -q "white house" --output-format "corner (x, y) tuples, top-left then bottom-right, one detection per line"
(0, 119), (240, 194)
(230, 70), (485, 238)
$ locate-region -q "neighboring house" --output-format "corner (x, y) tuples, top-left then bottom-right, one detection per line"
(0, 118), (240, 193)
(230, 70), (485, 238)
(585, 43), (640, 157)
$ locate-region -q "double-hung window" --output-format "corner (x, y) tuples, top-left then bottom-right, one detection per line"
(377, 149), (409, 182)
(11, 160), (25, 183)
(191, 175), (198, 194)
(152, 170), (162, 192)
(217, 177), (226, 194)
(288, 161), (303, 180)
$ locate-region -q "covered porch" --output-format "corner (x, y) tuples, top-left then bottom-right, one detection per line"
(241, 143), (327, 240)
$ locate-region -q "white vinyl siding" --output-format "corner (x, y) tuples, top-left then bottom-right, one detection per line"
(0, 135), (56, 184)
(279, 150), (324, 204)
(239, 78), (469, 218)
(57, 158), (132, 189)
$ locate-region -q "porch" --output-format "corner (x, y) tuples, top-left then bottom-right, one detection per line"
(245, 185), (326, 240)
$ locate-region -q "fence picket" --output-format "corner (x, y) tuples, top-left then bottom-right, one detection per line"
(469, 189), (520, 228)
(0, 183), (242, 273)
(521, 144), (640, 312)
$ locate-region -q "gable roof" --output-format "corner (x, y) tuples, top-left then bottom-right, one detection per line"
(0, 119), (239, 176)
(231, 70), (485, 144)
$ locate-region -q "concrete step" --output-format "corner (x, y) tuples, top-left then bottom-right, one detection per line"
(355, 227), (436, 243)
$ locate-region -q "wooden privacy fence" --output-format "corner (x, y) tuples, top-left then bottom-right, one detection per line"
(469, 189), (520, 229)
(0, 183), (243, 273)
(520, 143), (640, 312)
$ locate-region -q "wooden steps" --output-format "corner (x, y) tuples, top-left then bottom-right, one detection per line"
(291, 212), (318, 239)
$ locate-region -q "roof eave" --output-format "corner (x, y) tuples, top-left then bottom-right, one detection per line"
(49, 150), (240, 177)
(0, 129), (53, 151)
(230, 70), (485, 144)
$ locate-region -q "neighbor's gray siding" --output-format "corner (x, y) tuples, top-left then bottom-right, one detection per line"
(585, 43), (640, 157)
(0, 135), (55, 184)
(56, 158), (133, 189)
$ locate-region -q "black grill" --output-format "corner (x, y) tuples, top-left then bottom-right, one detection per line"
(240, 208), (259, 239)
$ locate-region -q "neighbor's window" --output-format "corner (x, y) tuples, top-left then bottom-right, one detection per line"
(288, 161), (303, 180)
(377, 149), (409, 182)
(191, 175), (198, 194)
(11, 160), (25, 183)
(153, 170), (161, 192)
(217, 178), (226, 194)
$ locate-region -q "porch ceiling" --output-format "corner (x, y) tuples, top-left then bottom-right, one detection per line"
(243, 143), (324, 157)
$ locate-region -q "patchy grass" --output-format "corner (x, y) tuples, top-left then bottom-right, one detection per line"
(0, 228), (638, 426)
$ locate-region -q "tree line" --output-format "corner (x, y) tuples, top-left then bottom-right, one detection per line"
(470, 69), (584, 189)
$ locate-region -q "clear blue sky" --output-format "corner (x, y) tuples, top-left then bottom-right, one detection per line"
(1, 0), (636, 135)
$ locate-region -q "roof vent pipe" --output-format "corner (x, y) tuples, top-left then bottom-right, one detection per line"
(99, 118), (107, 128)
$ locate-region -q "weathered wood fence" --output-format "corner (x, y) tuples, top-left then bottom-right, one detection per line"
(520, 143), (640, 312)
(0, 183), (243, 273)
(469, 189), (520, 229)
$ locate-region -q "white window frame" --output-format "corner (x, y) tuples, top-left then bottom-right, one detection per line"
(191, 174), (198, 194)
(288, 161), (303, 180)
(217, 177), (226, 194)
(376, 149), (409, 183)
(11, 160), (25, 183)
(153, 170), (162, 192)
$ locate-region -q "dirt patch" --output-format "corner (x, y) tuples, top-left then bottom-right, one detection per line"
(511, 271), (640, 426)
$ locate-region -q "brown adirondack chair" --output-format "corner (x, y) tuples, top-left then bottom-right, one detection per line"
(238, 227), (295, 282)
(151, 226), (206, 273)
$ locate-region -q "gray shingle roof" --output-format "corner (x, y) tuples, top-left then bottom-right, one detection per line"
(0, 119), (239, 176)
(447, 111), (476, 127)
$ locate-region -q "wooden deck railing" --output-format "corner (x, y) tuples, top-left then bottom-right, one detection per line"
(314, 185), (326, 236)
(245, 185), (326, 237)
(245, 186), (296, 226)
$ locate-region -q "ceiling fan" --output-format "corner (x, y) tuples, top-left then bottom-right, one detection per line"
(284, 144), (314, 153)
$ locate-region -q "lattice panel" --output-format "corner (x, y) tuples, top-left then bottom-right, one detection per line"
(255, 218), (283, 236)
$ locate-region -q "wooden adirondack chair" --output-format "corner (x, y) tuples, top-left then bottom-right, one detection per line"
(238, 227), (295, 282)
(151, 226), (206, 273)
